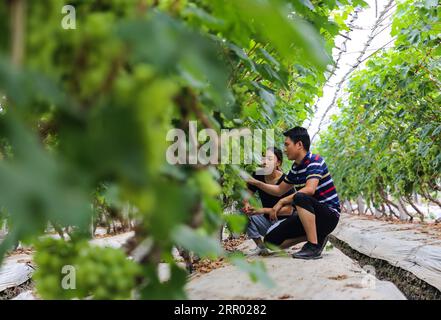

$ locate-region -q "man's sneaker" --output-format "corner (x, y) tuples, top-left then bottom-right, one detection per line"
(292, 242), (322, 260)
(317, 235), (330, 255)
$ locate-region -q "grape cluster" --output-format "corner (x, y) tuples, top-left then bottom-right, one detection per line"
(34, 238), (86, 299)
(75, 244), (141, 300)
(34, 238), (140, 300)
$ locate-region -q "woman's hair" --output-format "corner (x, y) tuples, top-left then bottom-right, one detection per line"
(266, 147), (283, 170)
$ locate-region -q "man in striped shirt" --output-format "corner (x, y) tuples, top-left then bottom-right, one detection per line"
(247, 127), (340, 259)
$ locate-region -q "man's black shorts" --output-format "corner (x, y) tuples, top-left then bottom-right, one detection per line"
(264, 192), (340, 245)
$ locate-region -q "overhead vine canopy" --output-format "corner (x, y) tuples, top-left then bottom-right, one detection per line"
(317, 0), (440, 218)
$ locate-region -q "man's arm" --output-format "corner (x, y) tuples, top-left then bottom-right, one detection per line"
(246, 178), (293, 196)
(271, 192), (295, 217)
(297, 178), (320, 196)
(250, 205), (293, 217)
(277, 205), (294, 216)
(273, 179), (319, 211)
(268, 176), (321, 221)
(269, 204), (295, 221)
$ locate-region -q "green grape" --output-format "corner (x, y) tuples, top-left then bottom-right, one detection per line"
(194, 170), (222, 197)
(133, 64), (156, 83)
(75, 245), (141, 300)
(35, 237), (141, 300)
(34, 238), (83, 299)
(114, 75), (134, 104)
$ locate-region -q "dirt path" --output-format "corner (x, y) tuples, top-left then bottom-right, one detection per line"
(186, 240), (406, 300)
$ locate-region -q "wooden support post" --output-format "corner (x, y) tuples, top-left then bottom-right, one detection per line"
(9, 0), (26, 66)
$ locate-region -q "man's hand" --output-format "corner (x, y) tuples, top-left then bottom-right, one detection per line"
(272, 201), (284, 219)
(272, 193), (294, 219)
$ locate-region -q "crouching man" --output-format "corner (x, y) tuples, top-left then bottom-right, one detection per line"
(247, 127), (340, 259)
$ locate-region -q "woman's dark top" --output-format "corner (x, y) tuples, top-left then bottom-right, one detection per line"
(247, 173), (295, 220)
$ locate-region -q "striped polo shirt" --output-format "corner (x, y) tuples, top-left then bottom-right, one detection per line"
(284, 152), (341, 215)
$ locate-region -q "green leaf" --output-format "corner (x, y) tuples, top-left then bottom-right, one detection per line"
(212, 0), (331, 70)
(172, 225), (223, 258)
(224, 214), (247, 234)
(152, 182), (198, 242)
(252, 82), (276, 115)
(258, 48), (280, 68)
(0, 115), (92, 261)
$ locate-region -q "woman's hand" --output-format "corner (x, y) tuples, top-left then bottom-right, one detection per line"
(242, 201), (254, 216)
(249, 207), (272, 216)
(246, 176), (261, 187)
(242, 201), (251, 211)
(248, 207), (262, 215)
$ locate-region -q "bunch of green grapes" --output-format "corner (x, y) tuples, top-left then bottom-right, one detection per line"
(33, 237), (88, 299)
(75, 245), (141, 300)
(34, 238), (140, 300)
